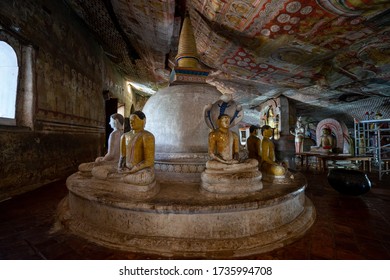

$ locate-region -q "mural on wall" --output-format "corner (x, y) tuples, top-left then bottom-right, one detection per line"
(0, 0), (122, 196)
(103, 69), (133, 118)
(0, 0), (139, 130)
(0, 0), (107, 128)
(35, 49), (104, 128)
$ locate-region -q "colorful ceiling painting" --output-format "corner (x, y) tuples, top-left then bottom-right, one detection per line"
(64, 0), (390, 121)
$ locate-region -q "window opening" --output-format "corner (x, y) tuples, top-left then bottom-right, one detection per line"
(0, 41), (19, 120)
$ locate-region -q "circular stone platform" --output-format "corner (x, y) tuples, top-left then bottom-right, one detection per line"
(58, 171), (315, 258)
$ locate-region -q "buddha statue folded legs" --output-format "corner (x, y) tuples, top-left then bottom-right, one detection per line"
(205, 158), (258, 173)
(91, 165), (156, 190)
(202, 158), (262, 194)
(260, 161), (286, 177)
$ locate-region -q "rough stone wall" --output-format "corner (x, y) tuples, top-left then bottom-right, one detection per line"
(0, 0), (129, 200)
(0, 131), (103, 200)
(134, 93), (150, 111)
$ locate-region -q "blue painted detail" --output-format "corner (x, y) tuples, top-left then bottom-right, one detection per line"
(218, 102), (230, 118)
(207, 110), (215, 130)
(230, 110), (241, 124)
(175, 69), (209, 76)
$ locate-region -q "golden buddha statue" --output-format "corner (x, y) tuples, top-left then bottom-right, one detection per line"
(208, 114), (240, 165)
(202, 113), (262, 194)
(118, 111), (155, 175)
(247, 125), (262, 163)
(260, 125), (286, 177)
(92, 111), (156, 186)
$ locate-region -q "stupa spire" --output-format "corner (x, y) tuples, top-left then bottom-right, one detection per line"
(170, 14), (210, 85)
(175, 15), (199, 68)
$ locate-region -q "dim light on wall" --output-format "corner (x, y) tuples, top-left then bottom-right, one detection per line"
(127, 83), (132, 94)
(117, 104), (125, 118)
(128, 81), (156, 95)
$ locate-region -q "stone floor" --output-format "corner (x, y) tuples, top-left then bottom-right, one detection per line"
(0, 169), (389, 260)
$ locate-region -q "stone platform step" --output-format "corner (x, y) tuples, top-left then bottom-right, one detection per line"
(58, 172), (316, 258)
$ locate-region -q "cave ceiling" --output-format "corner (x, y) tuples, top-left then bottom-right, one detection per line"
(64, 0), (390, 122)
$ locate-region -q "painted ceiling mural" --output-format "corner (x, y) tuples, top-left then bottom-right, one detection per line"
(65, 0), (390, 122)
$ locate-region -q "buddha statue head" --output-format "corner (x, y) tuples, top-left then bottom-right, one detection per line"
(130, 111), (146, 131)
(261, 125), (273, 139)
(109, 113), (124, 130)
(217, 114), (231, 130)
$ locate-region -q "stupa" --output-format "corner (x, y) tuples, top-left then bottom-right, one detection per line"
(57, 15), (316, 258)
(142, 16), (221, 183)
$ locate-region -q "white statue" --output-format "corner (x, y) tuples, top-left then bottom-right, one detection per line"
(96, 113), (124, 162)
(78, 113), (123, 175)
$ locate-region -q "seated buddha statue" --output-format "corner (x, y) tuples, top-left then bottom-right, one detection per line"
(206, 114), (258, 170)
(208, 114), (240, 164)
(260, 125), (286, 177)
(319, 127), (335, 150)
(311, 127), (335, 154)
(201, 114), (262, 194)
(246, 125), (262, 163)
(96, 113), (124, 163)
(78, 113), (123, 176)
(91, 111), (156, 188)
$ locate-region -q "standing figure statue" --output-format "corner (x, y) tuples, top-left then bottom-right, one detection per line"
(290, 116), (305, 154)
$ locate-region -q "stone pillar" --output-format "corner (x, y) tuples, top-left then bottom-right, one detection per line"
(16, 44), (35, 129)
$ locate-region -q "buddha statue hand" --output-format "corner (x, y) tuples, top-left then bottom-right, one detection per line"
(211, 153), (239, 165)
(128, 164), (140, 174)
(221, 158), (239, 164)
(95, 157), (104, 163)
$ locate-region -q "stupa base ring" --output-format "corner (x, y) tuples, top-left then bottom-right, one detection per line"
(57, 172), (316, 258)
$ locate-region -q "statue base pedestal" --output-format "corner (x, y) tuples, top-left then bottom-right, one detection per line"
(57, 171), (315, 258)
(200, 159), (263, 196)
(66, 172), (160, 200)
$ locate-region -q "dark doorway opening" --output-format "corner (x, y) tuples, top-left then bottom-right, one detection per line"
(104, 98), (118, 152)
